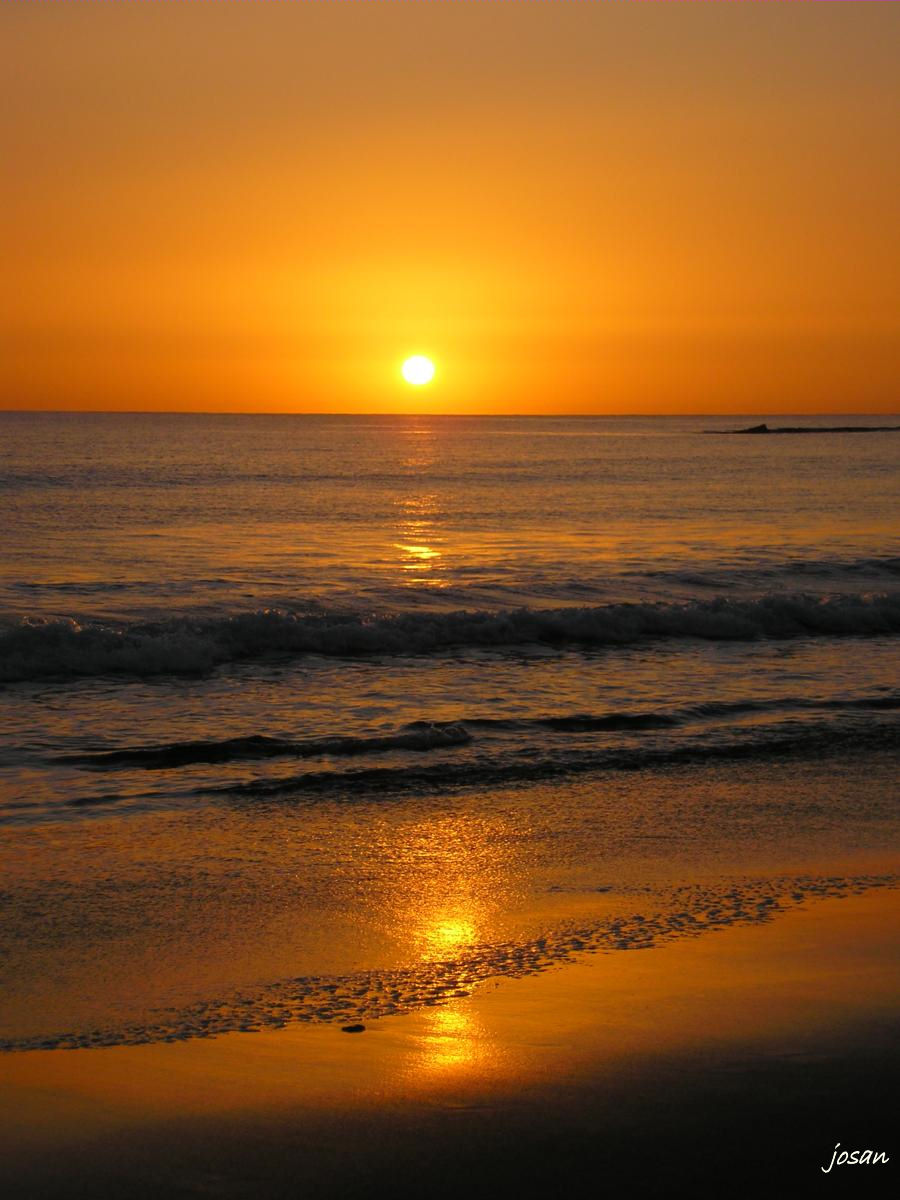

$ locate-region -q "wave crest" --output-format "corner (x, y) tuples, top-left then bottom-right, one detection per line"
(2, 591), (899, 683)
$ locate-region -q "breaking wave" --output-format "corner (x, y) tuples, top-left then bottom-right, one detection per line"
(2, 590), (900, 683)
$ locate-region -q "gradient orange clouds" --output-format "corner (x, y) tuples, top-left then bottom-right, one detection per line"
(2, 2), (898, 414)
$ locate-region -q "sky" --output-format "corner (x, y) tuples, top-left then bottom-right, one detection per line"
(2, 2), (898, 415)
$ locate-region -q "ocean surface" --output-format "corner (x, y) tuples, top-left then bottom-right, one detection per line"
(1, 412), (898, 1051)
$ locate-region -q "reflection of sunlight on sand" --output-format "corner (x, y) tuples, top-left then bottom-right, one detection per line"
(413, 1002), (505, 1078)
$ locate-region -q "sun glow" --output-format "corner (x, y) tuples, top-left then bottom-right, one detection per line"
(401, 356), (436, 386)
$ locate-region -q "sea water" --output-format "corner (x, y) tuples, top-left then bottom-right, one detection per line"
(1, 412), (898, 1049)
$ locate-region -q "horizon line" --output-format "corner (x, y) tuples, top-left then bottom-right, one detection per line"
(2, 409), (898, 420)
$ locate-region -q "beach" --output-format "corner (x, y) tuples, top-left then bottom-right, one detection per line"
(1, 412), (898, 1194)
(2, 882), (897, 1197)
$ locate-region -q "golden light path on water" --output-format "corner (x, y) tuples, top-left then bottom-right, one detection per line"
(393, 421), (446, 581)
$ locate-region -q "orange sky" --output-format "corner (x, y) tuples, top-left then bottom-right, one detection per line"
(2, 3), (898, 414)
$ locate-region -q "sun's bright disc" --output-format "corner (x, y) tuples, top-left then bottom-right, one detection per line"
(401, 355), (435, 386)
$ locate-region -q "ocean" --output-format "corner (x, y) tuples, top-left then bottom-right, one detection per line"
(1, 411), (898, 1051)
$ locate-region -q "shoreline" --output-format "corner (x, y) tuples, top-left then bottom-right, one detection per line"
(3, 884), (897, 1197)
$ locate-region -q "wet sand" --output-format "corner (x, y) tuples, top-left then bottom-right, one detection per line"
(2, 885), (897, 1198)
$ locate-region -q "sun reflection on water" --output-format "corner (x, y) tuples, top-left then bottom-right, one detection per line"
(394, 492), (445, 581)
(423, 917), (478, 960)
(373, 811), (523, 969)
(390, 421), (449, 584)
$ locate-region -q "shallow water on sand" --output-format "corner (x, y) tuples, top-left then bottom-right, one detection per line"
(2, 751), (897, 1050)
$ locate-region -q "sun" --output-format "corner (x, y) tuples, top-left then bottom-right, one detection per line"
(401, 355), (436, 386)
